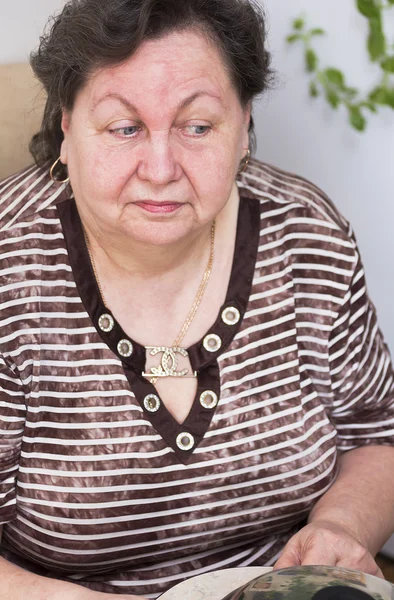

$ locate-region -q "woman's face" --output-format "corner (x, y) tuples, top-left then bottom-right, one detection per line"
(60, 29), (251, 246)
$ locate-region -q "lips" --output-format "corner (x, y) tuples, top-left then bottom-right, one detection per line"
(134, 201), (184, 214)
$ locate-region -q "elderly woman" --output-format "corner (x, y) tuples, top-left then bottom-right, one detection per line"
(0, 0), (394, 598)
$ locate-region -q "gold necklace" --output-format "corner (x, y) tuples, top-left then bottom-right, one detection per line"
(84, 222), (216, 383)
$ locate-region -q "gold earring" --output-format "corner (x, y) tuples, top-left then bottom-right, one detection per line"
(50, 157), (70, 184)
(239, 149), (251, 174)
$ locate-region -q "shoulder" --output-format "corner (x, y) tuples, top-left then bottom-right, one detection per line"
(237, 158), (350, 234)
(238, 159), (359, 296)
(0, 164), (70, 278)
(0, 163), (71, 233)
(0, 167), (71, 321)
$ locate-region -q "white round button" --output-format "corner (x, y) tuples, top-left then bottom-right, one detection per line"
(98, 313), (115, 333)
(176, 432), (195, 451)
(203, 334), (222, 353)
(117, 339), (133, 358)
(222, 306), (241, 326)
(143, 394), (160, 413)
(200, 390), (218, 410)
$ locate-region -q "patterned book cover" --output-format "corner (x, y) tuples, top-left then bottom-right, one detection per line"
(160, 566), (394, 600)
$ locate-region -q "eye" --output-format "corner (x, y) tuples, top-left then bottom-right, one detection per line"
(109, 125), (141, 138)
(183, 125), (211, 137)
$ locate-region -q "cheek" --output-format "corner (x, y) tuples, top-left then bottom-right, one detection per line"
(187, 139), (240, 184)
(185, 146), (238, 212)
(77, 141), (136, 201)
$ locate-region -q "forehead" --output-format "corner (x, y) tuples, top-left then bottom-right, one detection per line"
(86, 29), (236, 109)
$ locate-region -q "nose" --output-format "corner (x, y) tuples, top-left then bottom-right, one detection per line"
(137, 131), (181, 186)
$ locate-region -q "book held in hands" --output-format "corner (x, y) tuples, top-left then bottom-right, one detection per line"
(158, 565), (394, 600)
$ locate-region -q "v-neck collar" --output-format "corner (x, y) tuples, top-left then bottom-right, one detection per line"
(57, 195), (260, 463)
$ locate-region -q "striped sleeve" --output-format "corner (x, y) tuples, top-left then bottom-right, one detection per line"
(0, 356), (26, 525)
(328, 233), (394, 450)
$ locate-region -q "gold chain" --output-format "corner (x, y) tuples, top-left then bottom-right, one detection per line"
(84, 223), (216, 381)
(172, 222), (215, 348)
(84, 229), (108, 307)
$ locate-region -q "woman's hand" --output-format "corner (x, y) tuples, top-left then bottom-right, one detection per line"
(274, 520), (384, 578)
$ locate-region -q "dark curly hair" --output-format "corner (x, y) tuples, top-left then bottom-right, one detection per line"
(30, 0), (273, 180)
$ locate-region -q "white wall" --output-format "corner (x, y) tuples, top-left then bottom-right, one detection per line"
(0, 1), (66, 63)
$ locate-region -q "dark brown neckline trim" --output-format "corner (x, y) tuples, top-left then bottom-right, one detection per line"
(56, 195), (260, 463)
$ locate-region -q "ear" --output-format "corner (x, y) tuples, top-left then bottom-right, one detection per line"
(60, 110), (71, 164)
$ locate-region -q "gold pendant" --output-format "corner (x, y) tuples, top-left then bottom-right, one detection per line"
(143, 346), (197, 379)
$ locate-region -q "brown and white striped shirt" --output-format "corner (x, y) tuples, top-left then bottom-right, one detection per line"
(0, 159), (393, 597)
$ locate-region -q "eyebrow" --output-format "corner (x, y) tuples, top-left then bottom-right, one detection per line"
(90, 91), (223, 115)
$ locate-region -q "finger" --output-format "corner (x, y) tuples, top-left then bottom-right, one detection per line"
(337, 555), (384, 579)
(273, 544), (302, 570)
(300, 543), (338, 567)
(369, 564), (385, 580)
(375, 566), (385, 580)
(273, 554), (299, 570)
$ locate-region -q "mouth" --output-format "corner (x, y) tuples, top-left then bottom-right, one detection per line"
(134, 201), (184, 214)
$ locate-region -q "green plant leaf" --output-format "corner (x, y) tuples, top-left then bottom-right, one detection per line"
(381, 56), (394, 73)
(349, 106), (367, 131)
(309, 81), (319, 97)
(310, 28), (325, 36)
(360, 100), (378, 112)
(344, 87), (359, 99)
(356, 0), (381, 19)
(387, 89), (394, 109)
(286, 4), (394, 126)
(305, 48), (318, 72)
(326, 89), (340, 109)
(369, 86), (389, 103)
(287, 34), (301, 44)
(324, 68), (345, 87)
(368, 17), (386, 61)
(293, 17), (305, 31)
